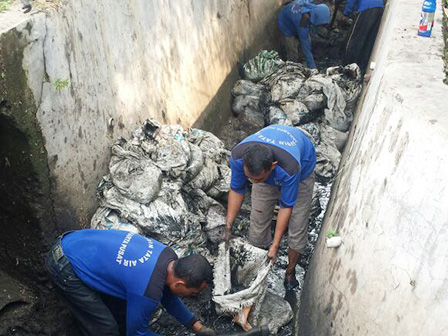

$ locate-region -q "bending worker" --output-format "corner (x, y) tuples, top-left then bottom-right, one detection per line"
(224, 125), (316, 290)
(46, 229), (216, 336)
(278, 0), (330, 69)
(343, 0), (385, 74)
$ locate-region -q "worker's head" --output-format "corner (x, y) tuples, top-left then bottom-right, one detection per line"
(169, 254), (213, 297)
(242, 144), (277, 184)
(310, 4), (330, 26)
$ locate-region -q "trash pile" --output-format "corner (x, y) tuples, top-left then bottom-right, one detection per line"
(91, 119), (231, 258)
(90, 118), (295, 333)
(226, 50), (362, 181)
(90, 51), (363, 335)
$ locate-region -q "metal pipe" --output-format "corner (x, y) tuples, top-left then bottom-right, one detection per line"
(219, 325), (270, 336)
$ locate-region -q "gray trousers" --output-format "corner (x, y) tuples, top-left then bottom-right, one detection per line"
(248, 173), (315, 253)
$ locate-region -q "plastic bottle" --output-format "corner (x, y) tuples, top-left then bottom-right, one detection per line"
(418, 0), (436, 37)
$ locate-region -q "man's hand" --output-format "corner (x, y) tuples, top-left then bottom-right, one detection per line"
(196, 326), (217, 336)
(222, 225), (231, 244)
(267, 244), (279, 264)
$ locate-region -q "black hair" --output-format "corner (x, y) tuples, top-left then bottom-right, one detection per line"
(242, 144), (274, 175)
(173, 254), (213, 288)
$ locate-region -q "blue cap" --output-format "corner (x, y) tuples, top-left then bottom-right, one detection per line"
(310, 4), (330, 26)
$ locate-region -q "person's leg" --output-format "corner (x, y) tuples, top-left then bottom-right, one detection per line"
(285, 173), (315, 289)
(282, 35), (301, 63)
(345, 8), (384, 74)
(359, 7), (384, 73)
(46, 240), (120, 336)
(249, 182), (280, 249)
(101, 294), (127, 336)
(344, 11), (367, 71)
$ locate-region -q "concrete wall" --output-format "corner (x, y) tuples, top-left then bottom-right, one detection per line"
(0, 0), (282, 229)
(299, 1), (448, 335)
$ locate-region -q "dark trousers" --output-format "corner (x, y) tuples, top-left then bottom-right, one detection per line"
(344, 7), (384, 74)
(45, 237), (126, 336)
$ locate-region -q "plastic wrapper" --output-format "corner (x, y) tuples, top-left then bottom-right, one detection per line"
(243, 50), (285, 83)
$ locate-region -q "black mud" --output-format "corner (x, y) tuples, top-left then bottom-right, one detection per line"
(0, 116), (77, 335)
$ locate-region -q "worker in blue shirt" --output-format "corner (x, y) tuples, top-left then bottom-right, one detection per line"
(223, 125), (316, 290)
(46, 229), (215, 336)
(343, 0), (385, 74)
(278, 0), (330, 69)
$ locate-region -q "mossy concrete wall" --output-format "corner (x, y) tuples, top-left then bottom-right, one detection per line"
(0, 0), (283, 229)
(299, 0), (448, 335)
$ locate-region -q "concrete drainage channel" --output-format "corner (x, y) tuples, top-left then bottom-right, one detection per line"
(86, 57), (361, 335)
(0, 1), (361, 335)
(3, 1), (448, 335)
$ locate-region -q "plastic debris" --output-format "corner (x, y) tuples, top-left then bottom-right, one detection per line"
(326, 236), (342, 248)
(243, 50), (285, 83)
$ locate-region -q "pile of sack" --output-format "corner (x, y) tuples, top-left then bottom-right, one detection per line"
(90, 51), (363, 334)
(91, 119), (230, 257)
(231, 50), (362, 180)
(90, 118), (296, 333)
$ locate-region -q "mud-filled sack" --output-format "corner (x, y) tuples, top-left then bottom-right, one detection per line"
(109, 143), (162, 204)
(213, 238), (292, 333)
(315, 139), (342, 180)
(213, 239), (270, 331)
(91, 207), (141, 234)
(261, 62), (310, 102)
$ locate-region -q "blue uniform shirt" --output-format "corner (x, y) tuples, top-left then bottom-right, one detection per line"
(344, 0), (384, 16)
(230, 125), (316, 208)
(62, 230), (195, 336)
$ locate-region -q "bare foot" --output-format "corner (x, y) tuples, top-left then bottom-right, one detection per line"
(234, 305), (253, 331)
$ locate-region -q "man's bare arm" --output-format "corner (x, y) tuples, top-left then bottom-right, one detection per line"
(268, 207), (293, 261)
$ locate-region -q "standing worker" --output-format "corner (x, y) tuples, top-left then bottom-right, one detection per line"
(223, 125), (316, 290)
(278, 0), (331, 69)
(46, 229), (216, 336)
(343, 0), (385, 74)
